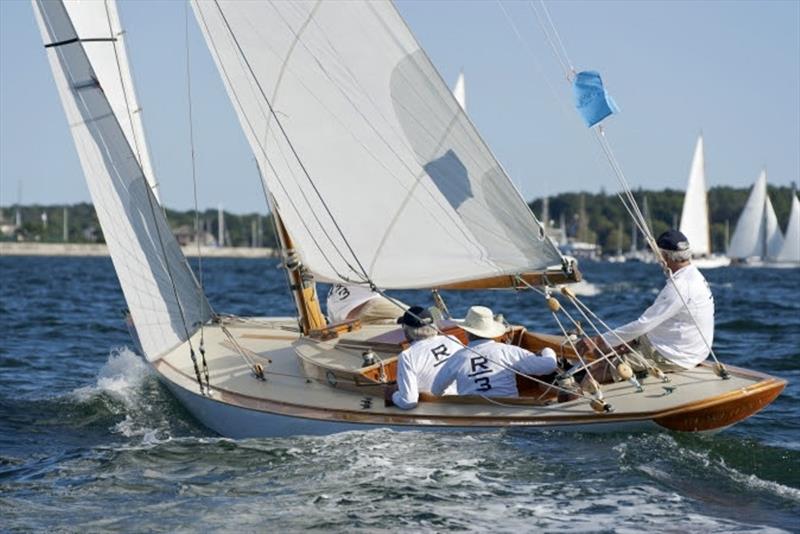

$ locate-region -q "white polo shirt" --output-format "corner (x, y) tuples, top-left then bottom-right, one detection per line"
(391, 335), (463, 410)
(602, 264), (714, 369)
(326, 284), (380, 323)
(430, 340), (557, 397)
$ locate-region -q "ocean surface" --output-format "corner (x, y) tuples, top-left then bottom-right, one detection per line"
(1, 256), (798, 532)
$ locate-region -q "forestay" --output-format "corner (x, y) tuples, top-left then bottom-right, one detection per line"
(33, 0), (211, 360)
(678, 136), (710, 256)
(192, 0), (562, 289)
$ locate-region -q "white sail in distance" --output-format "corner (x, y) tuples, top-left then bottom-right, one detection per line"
(764, 196), (784, 259)
(728, 171), (768, 259)
(679, 136), (710, 256)
(33, 0), (211, 359)
(191, 1), (562, 289)
(453, 71), (466, 111)
(776, 193), (800, 263)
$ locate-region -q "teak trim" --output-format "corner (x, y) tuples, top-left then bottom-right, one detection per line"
(438, 268), (581, 290)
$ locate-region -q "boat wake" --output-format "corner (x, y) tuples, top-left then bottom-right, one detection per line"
(69, 347), (196, 444)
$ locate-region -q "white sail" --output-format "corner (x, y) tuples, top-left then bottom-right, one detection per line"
(728, 171), (767, 259)
(678, 136), (710, 255)
(453, 71), (466, 111)
(776, 194), (800, 263)
(60, 0), (159, 200)
(33, 0), (211, 359)
(191, 1), (561, 289)
(764, 196), (784, 259)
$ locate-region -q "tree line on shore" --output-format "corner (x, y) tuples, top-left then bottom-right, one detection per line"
(2, 184), (796, 253)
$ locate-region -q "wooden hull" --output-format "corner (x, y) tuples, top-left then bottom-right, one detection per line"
(151, 318), (785, 438)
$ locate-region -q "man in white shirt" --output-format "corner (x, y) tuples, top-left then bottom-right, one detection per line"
(326, 283), (406, 324)
(431, 306), (558, 398)
(387, 306), (463, 409)
(578, 229), (715, 372)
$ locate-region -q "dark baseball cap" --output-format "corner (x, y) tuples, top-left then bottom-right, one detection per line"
(656, 229), (690, 251)
(397, 306), (433, 327)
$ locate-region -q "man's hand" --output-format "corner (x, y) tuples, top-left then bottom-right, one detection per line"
(575, 335), (611, 356)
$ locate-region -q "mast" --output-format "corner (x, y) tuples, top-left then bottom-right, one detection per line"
(273, 211), (326, 334)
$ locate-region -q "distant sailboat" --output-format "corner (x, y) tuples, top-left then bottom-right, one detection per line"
(453, 70), (466, 111)
(678, 136), (729, 269)
(728, 171), (785, 264)
(774, 192), (800, 266)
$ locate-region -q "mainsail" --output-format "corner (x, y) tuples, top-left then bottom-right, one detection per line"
(678, 136), (710, 256)
(33, 0), (211, 359)
(191, 1), (562, 289)
(776, 194), (800, 263)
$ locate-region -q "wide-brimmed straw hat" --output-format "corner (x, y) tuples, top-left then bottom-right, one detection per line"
(455, 306), (507, 339)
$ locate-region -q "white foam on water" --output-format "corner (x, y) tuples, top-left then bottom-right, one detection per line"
(71, 347), (173, 442)
(72, 347), (151, 409)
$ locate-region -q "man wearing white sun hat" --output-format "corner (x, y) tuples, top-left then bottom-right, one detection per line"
(431, 306), (558, 397)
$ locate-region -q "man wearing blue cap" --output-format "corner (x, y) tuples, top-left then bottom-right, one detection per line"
(578, 229), (715, 373)
(387, 306), (463, 409)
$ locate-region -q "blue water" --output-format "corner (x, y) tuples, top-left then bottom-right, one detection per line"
(1, 256), (798, 532)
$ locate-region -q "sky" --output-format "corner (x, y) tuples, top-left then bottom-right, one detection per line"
(1, 0), (798, 214)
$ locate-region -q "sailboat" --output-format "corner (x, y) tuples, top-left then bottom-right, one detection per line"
(678, 136), (730, 269)
(33, 0), (784, 437)
(773, 192), (800, 267)
(606, 222), (626, 263)
(728, 171), (785, 265)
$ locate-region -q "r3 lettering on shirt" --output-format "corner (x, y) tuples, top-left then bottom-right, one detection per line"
(468, 355), (492, 391)
(430, 344), (452, 367)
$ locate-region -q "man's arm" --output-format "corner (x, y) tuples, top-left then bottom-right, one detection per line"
(430, 351), (461, 396)
(603, 283), (684, 346)
(391, 353), (419, 410)
(509, 346), (558, 376)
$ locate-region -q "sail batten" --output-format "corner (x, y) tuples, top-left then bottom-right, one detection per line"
(33, 0), (211, 359)
(192, 0), (562, 289)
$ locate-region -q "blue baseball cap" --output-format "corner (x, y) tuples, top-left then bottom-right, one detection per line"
(397, 306), (433, 327)
(656, 229), (690, 251)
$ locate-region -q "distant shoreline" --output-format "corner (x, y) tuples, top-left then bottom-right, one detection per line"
(0, 242), (278, 258)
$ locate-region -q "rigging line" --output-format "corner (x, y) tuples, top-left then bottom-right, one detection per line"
(185, 0), (210, 389)
(101, 0), (150, 194)
(191, 5), (362, 283)
(566, 292), (665, 377)
(496, 0), (574, 123)
(527, 0), (571, 81)
(537, 1), (574, 74)
(40, 1), (206, 394)
(212, 1), (372, 282)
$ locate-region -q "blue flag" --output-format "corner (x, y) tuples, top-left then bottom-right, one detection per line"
(573, 71), (619, 128)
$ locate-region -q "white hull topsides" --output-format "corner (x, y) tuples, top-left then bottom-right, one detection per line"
(149, 317), (784, 438)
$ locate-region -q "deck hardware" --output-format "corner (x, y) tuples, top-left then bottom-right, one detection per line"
(362, 350), (376, 367)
